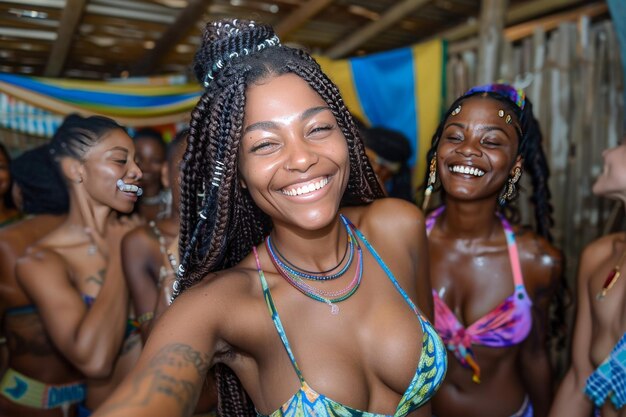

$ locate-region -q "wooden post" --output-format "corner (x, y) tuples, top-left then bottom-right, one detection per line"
(477, 0), (508, 84)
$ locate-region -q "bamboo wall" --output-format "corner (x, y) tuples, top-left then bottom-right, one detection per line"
(446, 17), (624, 286)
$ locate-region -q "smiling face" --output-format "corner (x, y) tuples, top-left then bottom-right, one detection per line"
(238, 73), (350, 230)
(134, 136), (166, 193)
(436, 96), (522, 202)
(592, 136), (626, 202)
(79, 129), (143, 213)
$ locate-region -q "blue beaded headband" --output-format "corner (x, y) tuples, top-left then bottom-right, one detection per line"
(465, 83), (526, 110)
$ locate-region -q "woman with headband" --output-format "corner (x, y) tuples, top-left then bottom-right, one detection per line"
(94, 18), (446, 417)
(16, 114), (143, 416)
(422, 84), (563, 417)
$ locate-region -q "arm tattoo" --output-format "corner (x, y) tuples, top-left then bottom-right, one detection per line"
(95, 343), (212, 417)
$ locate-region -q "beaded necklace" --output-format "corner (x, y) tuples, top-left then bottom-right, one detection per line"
(272, 233), (350, 277)
(265, 214), (363, 315)
(597, 240), (626, 300)
(266, 232), (353, 281)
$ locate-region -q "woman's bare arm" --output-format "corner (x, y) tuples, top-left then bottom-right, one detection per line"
(16, 217), (137, 378)
(93, 273), (238, 417)
(549, 242), (597, 417)
(519, 238), (563, 417)
(122, 227), (161, 342)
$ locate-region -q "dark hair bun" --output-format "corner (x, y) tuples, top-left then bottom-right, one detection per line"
(193, 19), (279, 86)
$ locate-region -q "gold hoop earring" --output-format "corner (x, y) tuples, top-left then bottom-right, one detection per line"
(422, 153), (437, 211)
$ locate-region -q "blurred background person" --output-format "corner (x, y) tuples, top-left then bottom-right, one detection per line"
(122, 129), (217, 415)
(0, 143), (21, 228)
(362, 126), (414, 202)
(133, 128), (169, 222)
(550, 134), (626, 417)
(0, 143), (70, 416)
(16, 115), (143, 416)
(123, 129), (186, 342)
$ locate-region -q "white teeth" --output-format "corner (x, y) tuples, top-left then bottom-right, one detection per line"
(283, 177), (329, 196)
(450, 165), (485, 177)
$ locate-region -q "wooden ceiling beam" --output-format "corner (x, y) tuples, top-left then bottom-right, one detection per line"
(324, 0), (432, 59)
(275, 0), (335, 38)
(44, 0), (87, 77)
(132, 0), (210, 76)
(504, 2), (608, 42)
(440, 0), (587, 43)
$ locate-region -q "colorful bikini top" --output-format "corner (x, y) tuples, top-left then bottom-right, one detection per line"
(426, 206), (532, 383)
(253, 216), (447, 417)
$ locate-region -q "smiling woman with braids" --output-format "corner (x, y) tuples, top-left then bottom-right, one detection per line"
(422, 85), (564, 417)
(94, 18), (446, 417)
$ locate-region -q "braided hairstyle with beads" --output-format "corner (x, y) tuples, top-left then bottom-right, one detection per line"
(177, 18), (384, 415)
(423, 85), (569, 363)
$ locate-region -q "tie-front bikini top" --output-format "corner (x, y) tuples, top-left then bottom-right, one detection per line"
(253, 215), (447, 417)
(426, 206), (532, 383)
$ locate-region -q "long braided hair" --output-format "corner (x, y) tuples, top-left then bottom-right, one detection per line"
(177, 18), (384, 415)
(423, 85), (569, 361)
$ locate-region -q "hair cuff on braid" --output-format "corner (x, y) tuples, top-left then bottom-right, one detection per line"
(202, 34), (281, 88)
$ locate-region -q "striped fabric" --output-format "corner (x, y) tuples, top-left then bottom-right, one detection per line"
(0, 38), (445, 179)
(317, 38), (446, 182)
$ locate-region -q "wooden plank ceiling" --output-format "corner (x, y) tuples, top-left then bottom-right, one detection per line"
(0, 0), (602, 80)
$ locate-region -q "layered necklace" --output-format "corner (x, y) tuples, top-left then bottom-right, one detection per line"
(597, 240), (626, 300)
(265, 214), (362, 315)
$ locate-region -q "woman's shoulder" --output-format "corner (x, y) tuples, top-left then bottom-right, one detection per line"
(181, 258), (265, 307)
(344, 198), (424, 236)
(514, 228), (563, 291)
(16, 242), (69, 288)
(163, 259), (269, 343)
(579, 232), (625, 272)
(515, 227), (562, 265)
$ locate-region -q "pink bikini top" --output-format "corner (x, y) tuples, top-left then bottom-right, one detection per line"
(426, 206), (532, 383)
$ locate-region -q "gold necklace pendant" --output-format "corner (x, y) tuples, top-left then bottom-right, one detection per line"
(597, 243), (626, 300)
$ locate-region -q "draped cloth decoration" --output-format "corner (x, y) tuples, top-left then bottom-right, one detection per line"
(0, 38), (446, 184)
(317, 38), (446, 185)
(0, 73), (200, 135)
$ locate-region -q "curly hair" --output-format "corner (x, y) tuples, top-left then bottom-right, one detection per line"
(177, 18), (384, 415)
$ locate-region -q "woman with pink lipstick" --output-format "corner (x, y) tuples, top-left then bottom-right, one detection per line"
(550, 134), (626, 417)
(15, 114), (143, 416)
(422, 84), (563, 417)
(93, 18), (447, 417)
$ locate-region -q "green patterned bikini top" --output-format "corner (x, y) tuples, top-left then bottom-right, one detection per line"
(253, 216), (447, 417)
